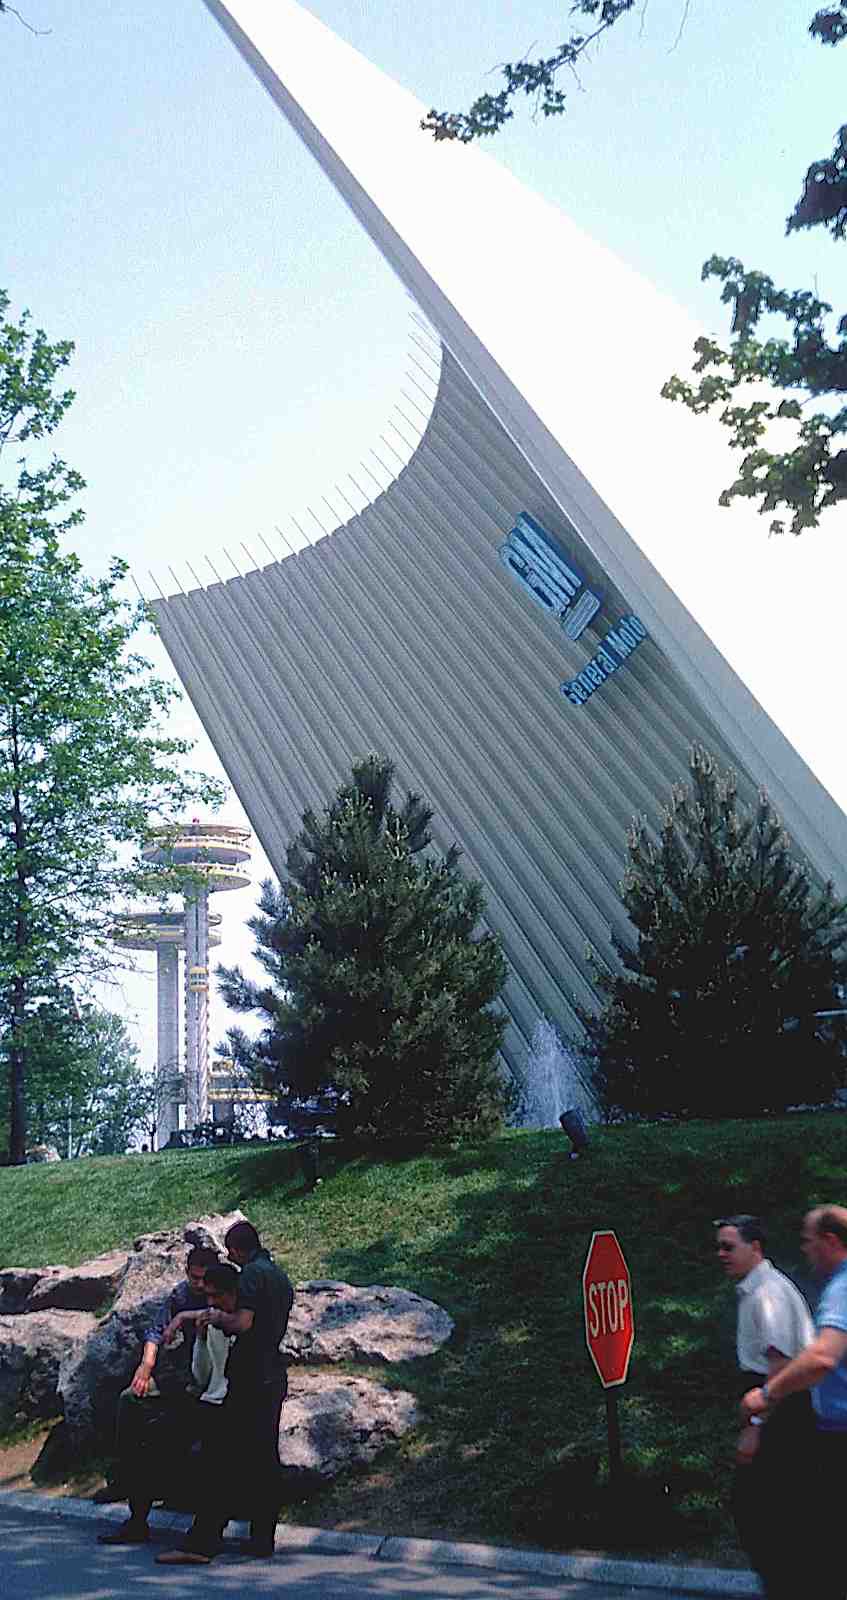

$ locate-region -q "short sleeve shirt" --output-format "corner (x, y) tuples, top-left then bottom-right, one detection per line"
(144, 1279), (208, 1348)
(227, 1248), (294, 1392)
(812, 1260), (847, 1428)
(736, 1260), (813, 1375)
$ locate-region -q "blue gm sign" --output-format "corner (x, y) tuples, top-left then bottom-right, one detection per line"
(561, 615), (649, 707)
(499, 511), (601, 641)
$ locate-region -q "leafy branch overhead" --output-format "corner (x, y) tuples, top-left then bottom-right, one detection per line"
(424, 3), (847, 536)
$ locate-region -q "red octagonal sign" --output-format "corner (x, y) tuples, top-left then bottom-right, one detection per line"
(583, 1230), (635, 1388)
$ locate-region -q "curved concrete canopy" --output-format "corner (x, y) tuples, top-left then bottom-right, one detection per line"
(150, 0), (847, 1080)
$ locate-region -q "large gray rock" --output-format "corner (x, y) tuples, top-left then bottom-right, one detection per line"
(284, 1280), (454, 1365)
(25, 1251), (128, 1314)
(60, 1211), (244, 1441)
(279, 1370), (418, 1477)
(0, 1311), (97, 1427)
(0, 1269), (43, 1316)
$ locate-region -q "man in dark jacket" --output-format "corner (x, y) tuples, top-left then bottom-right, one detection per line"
(98, 1244), (220, 1545)
(156, 1221), (294, 1564)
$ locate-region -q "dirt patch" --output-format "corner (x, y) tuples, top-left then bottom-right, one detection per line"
(0, 1427), (105, 1499)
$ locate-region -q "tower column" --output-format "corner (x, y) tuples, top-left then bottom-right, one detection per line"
(156, 944), (181, 1148)
(184, 887), (210, 1128)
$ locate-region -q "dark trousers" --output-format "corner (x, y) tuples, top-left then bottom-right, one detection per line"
(185, 1376), (288, 1554)
(807, 1428), (847, 1600)
(732, 1393), (815, 1600)
(114, 1388), (171, 1523)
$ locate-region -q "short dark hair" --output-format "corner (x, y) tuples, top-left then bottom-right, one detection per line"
(224, 1221), (260, 1254)
(187, 1246), (220, 1271)
(203, 1262), (240, 1296)
(714, 1214), (767, 1249)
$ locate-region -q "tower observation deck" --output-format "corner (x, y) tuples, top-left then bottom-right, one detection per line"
(114, 821), (251, 1147)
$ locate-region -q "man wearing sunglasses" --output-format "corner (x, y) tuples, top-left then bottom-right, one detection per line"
(715, 1213), (813, 1600)
(741, 1205), (847, 1600)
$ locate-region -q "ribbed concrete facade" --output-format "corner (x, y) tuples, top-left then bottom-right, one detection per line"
(151, 349), (839, 1080)
(150, 0), (847, 1085)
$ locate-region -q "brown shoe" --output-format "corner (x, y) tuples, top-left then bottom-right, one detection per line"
(98, 1521), (149, 1545)
(154, 1550), (212, 1566)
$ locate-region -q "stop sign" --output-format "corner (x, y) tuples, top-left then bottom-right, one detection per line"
(583, 1230), (635, 1388)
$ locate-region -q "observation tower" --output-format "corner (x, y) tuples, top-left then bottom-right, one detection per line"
(114, 821), (251, 1146)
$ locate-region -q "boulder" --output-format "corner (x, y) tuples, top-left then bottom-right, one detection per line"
(284, 1280), (454, 1365)
(0, 1310), (97, 1427)
(25, 1251), (127, 1314)
(0, 1214), (243, 1321)
(280, 1370), (418, 1477)
(60, 1211), (244, 1441)
(0, 1269), (44, 1316)
(2, 1212), (445, 1488)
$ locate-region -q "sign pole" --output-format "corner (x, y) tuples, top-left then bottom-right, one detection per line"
(605, 1391), (622, 1486)
(582, 1230), (635, 1489)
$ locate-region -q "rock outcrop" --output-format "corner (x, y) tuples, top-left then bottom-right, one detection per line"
(280, 1370), (418, 1476)
(0, 1210), (451, 1481)
(284, 1280), (454, 1365)
(1, 1257), (122, 1317)
(0, 1310), (97, 1428)
(60, 1212), (245, 1439)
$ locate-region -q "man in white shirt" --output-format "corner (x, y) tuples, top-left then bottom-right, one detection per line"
(715, 1213), (814, 1600)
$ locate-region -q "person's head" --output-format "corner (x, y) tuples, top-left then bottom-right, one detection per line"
(801, 1206), (847, 1276)
(224, 1220), (261, 1266)
(714, 1214), (767, 1282)
(186, 1246), (220, 1293)
(203, 1262), (240, 1313)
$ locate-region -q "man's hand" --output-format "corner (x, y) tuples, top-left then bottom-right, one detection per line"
(740, 1386), (769, 1422)
(162, 1314), (186, 1346)
(130, 1364), (153, 1398)
(735, 1423), (761, 1464)
(196, 1309), (221, 1332)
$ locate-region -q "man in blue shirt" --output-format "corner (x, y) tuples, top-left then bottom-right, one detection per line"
(742, 1205), (847, 1600)
(98, 1245), (219, 1545)
(156, 1221), (294, 1565)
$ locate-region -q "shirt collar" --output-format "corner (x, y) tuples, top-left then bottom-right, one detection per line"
(737, 1258), (773, 1296)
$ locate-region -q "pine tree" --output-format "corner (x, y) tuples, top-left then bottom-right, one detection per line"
(584, 747), (847, 1118)
(218, 754), (510, 1143)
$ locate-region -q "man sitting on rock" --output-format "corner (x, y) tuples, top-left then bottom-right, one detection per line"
(156, 1221), (294, 1565)
(98, 1243), (220, 1545)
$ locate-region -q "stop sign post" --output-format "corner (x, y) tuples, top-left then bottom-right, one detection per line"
(582, 1231), (635, 1482)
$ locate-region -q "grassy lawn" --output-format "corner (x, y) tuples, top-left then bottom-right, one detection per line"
(1, 1114), (844, 1559)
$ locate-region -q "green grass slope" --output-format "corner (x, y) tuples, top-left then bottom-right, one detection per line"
(1, 1115), (844, 1556)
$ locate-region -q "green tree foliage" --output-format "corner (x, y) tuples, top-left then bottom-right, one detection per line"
(583, 747), (847, 1118)
(1, 1001), (156, 1159)
(218, 754), (510, 1144)
(0, 291), (224, 1163)
(424, 4), (847, 536)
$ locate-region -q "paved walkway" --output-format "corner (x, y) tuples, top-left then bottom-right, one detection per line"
(0, 1494), (758, 1600)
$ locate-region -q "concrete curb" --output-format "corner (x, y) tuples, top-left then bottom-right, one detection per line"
(376, 1535), (759, 1595)
(0, 1487), (760, 1595)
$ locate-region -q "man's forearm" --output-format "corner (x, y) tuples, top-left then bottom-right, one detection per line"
(139, 1341), (159, 1373)
(210, 1308), (253, 1335)
(766, 1346), (834, 1402)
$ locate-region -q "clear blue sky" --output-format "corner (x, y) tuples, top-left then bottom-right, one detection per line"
(3, 0), (844, 1071)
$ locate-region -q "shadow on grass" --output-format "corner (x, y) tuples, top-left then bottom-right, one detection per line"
(310, 1117), (834, 1553)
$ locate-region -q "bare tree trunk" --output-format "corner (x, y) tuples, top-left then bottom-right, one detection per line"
(9, 713), (28, 1165)
(8, 980), (26, 1165)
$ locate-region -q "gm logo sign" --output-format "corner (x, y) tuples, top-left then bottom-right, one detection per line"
(499, 511), (600, 641)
